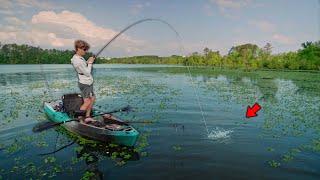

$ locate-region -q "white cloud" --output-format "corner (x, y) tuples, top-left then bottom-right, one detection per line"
(31, 11), (118, 40)
(4, 16), (26, 26)
(0, 0), (58, 18)
(249, 20), (276, 32)
(0, 0), (14, 15)
(0, 10), (146, 54)
(29, 30), (74, 47)
(203, 4), (214, 16)
(207, 0), (253, 19)
(16, 0), (59, 10)
(0, 32), (17, 41)
(272, 34), (295, 45)
(0, 9), (193, 56)
(0, 9), (14, 15)
(130, 2), (151, 15)
(210, 0), (251, 9)
(30, 10), (144, 48)
(0, 0), (13, 9)
(0, 0), (60, 15)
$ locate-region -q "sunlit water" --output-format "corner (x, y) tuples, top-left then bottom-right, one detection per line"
(0, 64), (319, 179)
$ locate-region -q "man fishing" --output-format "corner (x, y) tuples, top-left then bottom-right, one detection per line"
(71, 40), (96, 123)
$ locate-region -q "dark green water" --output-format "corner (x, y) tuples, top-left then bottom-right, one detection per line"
(0, 64), (319, 179)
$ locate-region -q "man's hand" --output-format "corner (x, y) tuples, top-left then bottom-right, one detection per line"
(87, 57), (95, 64)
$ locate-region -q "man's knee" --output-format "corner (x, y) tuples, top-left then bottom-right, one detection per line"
(80, 98), (91, 110)
(90, 96), (95, 103)
(83, 98), (91, 105)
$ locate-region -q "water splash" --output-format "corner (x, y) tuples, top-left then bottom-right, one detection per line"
(208, 127), (233, 141)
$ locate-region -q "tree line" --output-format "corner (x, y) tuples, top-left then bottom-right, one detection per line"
(0, 41), (319, 70)
(0, 43), (98, 64)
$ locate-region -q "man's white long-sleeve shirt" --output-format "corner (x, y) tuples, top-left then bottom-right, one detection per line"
(71, 54), (93, 85)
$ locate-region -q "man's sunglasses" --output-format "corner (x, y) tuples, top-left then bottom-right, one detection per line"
(80, 46), (88, 51)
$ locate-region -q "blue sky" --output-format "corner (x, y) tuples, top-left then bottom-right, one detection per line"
(0, 0), (319, 57)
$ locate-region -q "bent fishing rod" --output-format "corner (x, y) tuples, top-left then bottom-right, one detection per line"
(93, 18), (180, 58)
(91, 18), (209, 134)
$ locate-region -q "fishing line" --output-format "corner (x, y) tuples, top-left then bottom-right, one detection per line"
(33, 18), (210, 135)
(94, 18), (210, 135)
(30, 37), (54, 101)
(159, 28), (210, 135)
(39, 63), (53, 99)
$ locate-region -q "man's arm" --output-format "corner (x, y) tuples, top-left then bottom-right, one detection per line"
(74, 60), (92, 77)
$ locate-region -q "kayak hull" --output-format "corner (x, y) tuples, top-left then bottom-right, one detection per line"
(43, 101), (139, 147)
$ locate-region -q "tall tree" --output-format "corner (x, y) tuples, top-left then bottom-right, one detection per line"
(262, 43), (272, 55)
(203, 47), (210, 57)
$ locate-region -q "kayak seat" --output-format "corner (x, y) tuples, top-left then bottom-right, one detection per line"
(62, 93), (83, 116)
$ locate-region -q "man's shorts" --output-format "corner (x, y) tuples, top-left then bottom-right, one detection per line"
(78, 82), (95, 98)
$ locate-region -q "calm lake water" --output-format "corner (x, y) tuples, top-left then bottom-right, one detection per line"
(0, 64), (319, 179)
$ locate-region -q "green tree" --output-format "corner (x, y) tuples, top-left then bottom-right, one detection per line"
(298, 41), (320, 70)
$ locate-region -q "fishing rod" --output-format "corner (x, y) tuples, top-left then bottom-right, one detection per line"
(93, 18), (209, 135)
(93, 18), (179, 58)
(33, 18), (209, 137)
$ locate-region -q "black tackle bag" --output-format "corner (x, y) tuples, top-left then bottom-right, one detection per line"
(62, 93), (84, 116)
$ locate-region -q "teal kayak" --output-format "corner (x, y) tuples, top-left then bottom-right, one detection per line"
(43, 100), (139, 147)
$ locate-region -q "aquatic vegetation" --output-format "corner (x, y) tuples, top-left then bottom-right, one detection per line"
(311, 138), (320, 152)
(116, 160), (126, 166)
(5, 141), (23, 154)
(74, 146), (84, 153)
(44, 156), (56, 164)
(268, 160), (281, 168)
(91, 73), (182, 133)
(1, 156), (59, 178)
(172, 145), (182, 151)
(134, 133), (150, 153)
(81, 171), (95, 180)
(50, 80), (73, 89)
(24, 163), (37, 174)
(71, 156), (81, 165)
(36, 141), (49, 148)
(111, 152), (119, 160)
(174, 68), (320, 164)
(1, 66), (319, 178)
(29, 82), (45, 89)
(140, 151), (148, 157)
(282, 154), (293, 162)
(267, 147), (275, 152)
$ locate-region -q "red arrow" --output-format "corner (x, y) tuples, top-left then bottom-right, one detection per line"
(246, 103), (261, 118)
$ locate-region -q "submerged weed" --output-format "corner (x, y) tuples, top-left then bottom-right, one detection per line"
(172, 145), (182, 151)
(268, 160), (281, 168)
(44, 156), (56, 164)
(5, 142), (22, 154)
(80, 171), (95, 180)
(267, 147), (275, 152)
